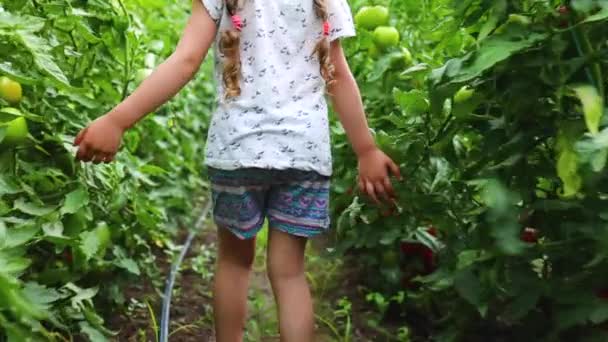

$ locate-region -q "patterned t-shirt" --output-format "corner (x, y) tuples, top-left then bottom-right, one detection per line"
(200, 0), (356, 176)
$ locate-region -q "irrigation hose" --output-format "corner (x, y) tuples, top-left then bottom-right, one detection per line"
(159, 200), (213, 342)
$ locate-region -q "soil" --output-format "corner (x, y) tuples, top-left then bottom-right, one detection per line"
(108, 231), (216, 342)
(107, 228), (400, 342)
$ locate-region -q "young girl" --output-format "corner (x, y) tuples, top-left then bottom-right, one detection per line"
(74, 0), (400, 340)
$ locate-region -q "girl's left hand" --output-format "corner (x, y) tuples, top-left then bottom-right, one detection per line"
(357, 148), (402, 204)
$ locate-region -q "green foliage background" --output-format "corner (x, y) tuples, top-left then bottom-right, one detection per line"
(332, 0), (608, 341)
(0, 0), (214, 340)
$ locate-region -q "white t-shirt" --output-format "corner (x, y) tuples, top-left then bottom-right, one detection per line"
(200, 0), (356, 176)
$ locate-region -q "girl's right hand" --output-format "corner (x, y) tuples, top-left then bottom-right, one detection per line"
(74, 114), (125, 163)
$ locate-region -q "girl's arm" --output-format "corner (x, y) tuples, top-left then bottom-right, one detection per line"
(328, 40), (402, 203)
(75, 0), (217, 163)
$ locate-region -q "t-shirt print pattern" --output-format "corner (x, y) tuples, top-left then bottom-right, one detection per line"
(200, 0), (356, 176)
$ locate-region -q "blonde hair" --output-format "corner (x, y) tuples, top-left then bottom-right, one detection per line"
(220, 0), (335, 99)
(220, 0), (242, 98)
(312, 0), (335, 86)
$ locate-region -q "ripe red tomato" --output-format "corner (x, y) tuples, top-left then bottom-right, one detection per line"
(401, 241), (423, 255)
(520, 227), (539, 243)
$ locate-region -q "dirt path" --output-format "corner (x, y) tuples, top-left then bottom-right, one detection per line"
(108, 224), (391, 341)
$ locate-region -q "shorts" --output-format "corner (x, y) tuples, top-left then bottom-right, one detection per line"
(208, 168), (331, 239)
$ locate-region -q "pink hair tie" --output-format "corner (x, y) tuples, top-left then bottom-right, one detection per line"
(231, 15), (243, 31)
(323, 21), (330, 36)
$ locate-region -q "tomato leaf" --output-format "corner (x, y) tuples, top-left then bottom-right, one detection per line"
(13, 198), (56, 216)
(0, 174), (21, 195)
(393, 89), (429, 116)
(570, 84), (604, 136)
(454, 268), (487, 317)
(61, 187), (89, 215)
(79, 230), (100, 261)
(79, 322), (108, 342)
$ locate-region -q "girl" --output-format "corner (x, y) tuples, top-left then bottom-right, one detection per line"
(74, 0), (401, 340)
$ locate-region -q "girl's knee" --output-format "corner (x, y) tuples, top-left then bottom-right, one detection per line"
(267, 255), (306, 284)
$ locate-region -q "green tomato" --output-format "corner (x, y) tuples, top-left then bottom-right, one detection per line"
(454, 85), (475, 104)
(373, 26), (400, 49)
(134, 68), (153, 84)
(355, 6), (389, 30)
(0, 77), (22, 104)
(2, 117), (29, 145)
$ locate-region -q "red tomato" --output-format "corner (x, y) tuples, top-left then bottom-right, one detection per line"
(401, 241), (423, 255)
(521, 227), (539, 243)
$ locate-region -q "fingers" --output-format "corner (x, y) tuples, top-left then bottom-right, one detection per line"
(102, 153), (115, 163)
(91, 154), (104, 164)
(76, 143), (91, 162)
(375, 180), (393, 202)
(76, 144), (115, 164)
(387, 159), (402, 180)
(365, 181), (380, 204)
(383, 177), (396, 200)
(74, 127), (88, 146)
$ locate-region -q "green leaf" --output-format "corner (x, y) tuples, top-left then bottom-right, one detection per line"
(42, 221), (64, 237)
(504, 288), (541, 320)
(79, 322), (108, 342)
(570, 85), (604, 135)
(22, 282), (64, 310)
(11, 26), (70, 85)
(433, 32), (548, 87)
(114, 257), (140, 275)
(557, 149), (582, 198)
(139, 164), (168, 176)
(581, 3), (608, 23)
(61, 187), (89, 215)
(590, 303), (608, 324)
(393, 89), (430, 116)
(0, 221), (6, 248)
(13, 198), (56, 216)
(5, 224), (39, 248)
(0, 248), (31, 275)
(0, 62), (39, 85)
(79, 230), (100, 261)
(454, 268), (486, 316)
(0, 174), (21, 195)
(456, 250), (493, 269)
(64, 283), (98, 310)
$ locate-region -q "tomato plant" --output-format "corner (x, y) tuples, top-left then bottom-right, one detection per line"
(0, 0), (215, 339)
(332, 0), (608, 340)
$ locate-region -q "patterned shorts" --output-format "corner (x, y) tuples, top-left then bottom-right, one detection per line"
(208, 168), (331, 239)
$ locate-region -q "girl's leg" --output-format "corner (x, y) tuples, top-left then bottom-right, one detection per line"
(267, 228), (314, 342)
(213, 227), (256, 342)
